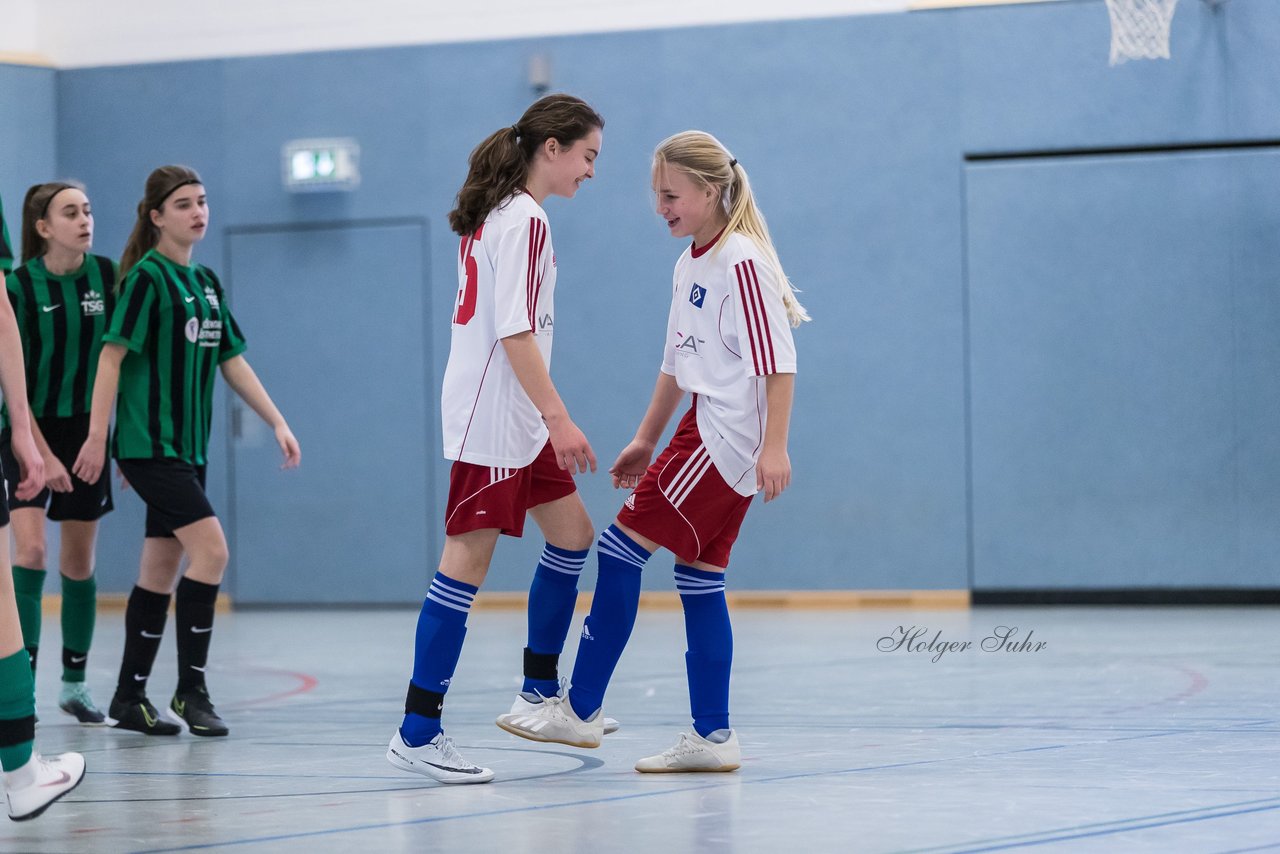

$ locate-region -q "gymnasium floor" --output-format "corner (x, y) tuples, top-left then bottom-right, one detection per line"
(4, 604), (1277, 853)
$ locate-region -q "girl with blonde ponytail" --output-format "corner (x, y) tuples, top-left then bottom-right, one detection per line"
(497, 130), (804, 775)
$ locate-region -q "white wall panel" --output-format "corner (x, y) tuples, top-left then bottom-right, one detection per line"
(21, 0), (911, 67)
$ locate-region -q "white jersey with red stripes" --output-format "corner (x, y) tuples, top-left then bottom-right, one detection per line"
(661, 230), (797, 496)
(442, 192), (556, 467)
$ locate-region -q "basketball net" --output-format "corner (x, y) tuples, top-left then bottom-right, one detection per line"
(1105, 0), (1179, 65)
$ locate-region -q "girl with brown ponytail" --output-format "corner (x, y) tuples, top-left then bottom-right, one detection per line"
(387, 94), (607, 784)
(73, 166), (300, 739)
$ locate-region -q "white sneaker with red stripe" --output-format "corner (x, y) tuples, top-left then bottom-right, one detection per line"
(5, 752), (86, 821)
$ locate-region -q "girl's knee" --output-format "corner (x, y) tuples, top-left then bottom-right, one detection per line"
(15, 543), (47, 569)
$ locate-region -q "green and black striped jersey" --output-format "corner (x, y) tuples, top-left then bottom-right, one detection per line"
(0, 194), (13, 272)
(105, 249), (247, 464)
(2, 254), (117, 429)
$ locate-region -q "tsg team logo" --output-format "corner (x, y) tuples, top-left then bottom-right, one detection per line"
(204, 287), (220, 309)
(688, 284), (706, 308)
(80, 289), (105, 316)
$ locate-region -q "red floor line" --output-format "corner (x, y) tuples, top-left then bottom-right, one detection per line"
(222, 667), (319, 710)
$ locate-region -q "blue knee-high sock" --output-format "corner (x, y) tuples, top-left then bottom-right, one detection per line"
(568, 526), (650, 720)
(524, 543), (590, 697)
(401, 572), (476, 746)
(676, 565), (732, 738)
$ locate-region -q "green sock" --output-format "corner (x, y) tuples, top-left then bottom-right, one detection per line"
(61, 574), (97, 683)
(12, 566), (45, 671)
(0, 649), (36, 771)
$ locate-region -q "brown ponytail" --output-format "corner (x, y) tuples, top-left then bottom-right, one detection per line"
(448, 94), (603, 236)
(120, 165), (203, 275)
(20, 181), (82, 264)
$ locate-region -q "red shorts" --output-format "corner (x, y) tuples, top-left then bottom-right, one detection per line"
(617, 407), (753, 567)
(445, 441), (577, 537)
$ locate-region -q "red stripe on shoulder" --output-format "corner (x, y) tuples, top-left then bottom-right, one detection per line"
(735, 262), (762, 375)
(746, 259), (777, 374)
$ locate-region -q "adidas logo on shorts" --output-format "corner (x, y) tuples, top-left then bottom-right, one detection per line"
(624, 493), (636, 510)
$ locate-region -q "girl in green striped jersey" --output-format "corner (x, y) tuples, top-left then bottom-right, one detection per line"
(74, 166), (301, 738)
(3, 182), (117, 726)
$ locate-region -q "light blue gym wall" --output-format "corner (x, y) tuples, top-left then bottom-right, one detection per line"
(7, 0), (1274, 600)
(0, 64), (57, 259)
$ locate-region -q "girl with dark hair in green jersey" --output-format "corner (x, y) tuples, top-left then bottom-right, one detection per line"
(3, 181), (117, 727)
(73, 166), (301, 738)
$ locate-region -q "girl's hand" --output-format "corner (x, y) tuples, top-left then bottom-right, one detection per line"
(275, 424), (301, 469)
(547, 415), (596, 475)
(11, 433), (45, 501)
(44, 454), (73, 493)
(71, 437), (106, 486)
(609, 440), (654, 490)
(756, 446), (791, 503)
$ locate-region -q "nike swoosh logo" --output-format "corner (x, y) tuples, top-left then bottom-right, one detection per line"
(426, 761), (484, 774)
(39, 770), (71, 788)
(42, 305), (62, 312)
(70, 655), (87, 664)
(190, 626), (213, 633)
(133, 673), (148, 681)
(184, 296), (197, 303)
(140, 630), (163, 638)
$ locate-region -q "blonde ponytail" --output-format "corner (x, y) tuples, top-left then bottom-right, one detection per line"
(653, 131), (810, 327)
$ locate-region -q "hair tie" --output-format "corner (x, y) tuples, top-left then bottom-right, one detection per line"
(729, 158), (738, 168)
(511, 125), (521, 138)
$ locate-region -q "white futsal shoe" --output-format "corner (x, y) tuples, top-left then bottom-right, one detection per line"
(496, 693), (604, 748)
(506, 680), (619, 735)
(5, 752), (87, 821)
(386, 730), (494, 784)
(634, 729), (741, 773)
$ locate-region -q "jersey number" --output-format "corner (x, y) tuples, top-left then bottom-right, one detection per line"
(454, 224), (484, 326)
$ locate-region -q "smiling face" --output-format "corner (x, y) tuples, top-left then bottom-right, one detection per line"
(653, 163), (723, 247)
(38, 187), (93, 256)
(151, 183), (208, 248)
(541, 127), (602, 199)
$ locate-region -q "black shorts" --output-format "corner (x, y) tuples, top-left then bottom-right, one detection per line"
(1, 414), (114, 522)
(115, 458), (214, 538)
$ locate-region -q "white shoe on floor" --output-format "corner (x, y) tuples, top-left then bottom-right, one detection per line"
(634, 729), (741, 773)
(507, 681), (619, 735)
(496, 693), (603, 748)
(386, 730), (494, 784)
(5, 752), (87, 821)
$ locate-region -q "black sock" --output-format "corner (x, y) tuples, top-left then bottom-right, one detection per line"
(175, 577), (219, 694)
(115, 586), (171, 702)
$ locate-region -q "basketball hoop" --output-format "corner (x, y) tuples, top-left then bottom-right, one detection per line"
(1105, 0), (1179, 65)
